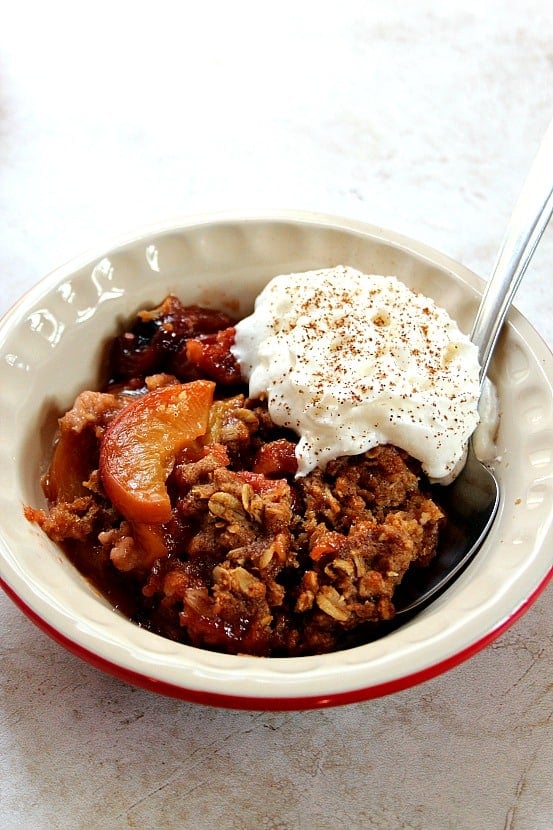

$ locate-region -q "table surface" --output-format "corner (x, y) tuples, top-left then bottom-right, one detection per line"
(1, 3), (552, 829)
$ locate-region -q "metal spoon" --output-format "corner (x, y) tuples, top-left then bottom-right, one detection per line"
(394, 118), (553, 616)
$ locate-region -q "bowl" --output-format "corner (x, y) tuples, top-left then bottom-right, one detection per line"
(1, 210), (552, 710)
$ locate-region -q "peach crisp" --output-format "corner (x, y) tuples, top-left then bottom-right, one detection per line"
(25, 295), (444, 656)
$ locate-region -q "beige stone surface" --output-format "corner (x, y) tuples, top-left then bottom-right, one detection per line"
(1, 2), (552, 828)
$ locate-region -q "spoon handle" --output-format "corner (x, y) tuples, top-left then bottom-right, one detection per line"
(471, 118), (553, 382)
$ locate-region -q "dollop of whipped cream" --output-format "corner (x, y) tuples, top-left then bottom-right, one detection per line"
(231, 266), (482, 482)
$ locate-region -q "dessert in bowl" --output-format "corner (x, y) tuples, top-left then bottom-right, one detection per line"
(1, 211), (552, 709)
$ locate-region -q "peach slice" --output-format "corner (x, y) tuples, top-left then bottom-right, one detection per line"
(46, 428), (97, 502)
(100, 380), (215, 524)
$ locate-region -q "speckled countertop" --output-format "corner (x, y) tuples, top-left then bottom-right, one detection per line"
(1, 2), (552, 829)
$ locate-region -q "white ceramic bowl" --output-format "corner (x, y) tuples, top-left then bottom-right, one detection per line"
(1, 210), (552, 710)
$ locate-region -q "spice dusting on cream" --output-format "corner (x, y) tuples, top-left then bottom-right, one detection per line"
(231, 266), (482, 482)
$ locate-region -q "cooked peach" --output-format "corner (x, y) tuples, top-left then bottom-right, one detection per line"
(45, 428), (97, 502)
(99, 380), (215, 523)
(252, 438), (298, 477)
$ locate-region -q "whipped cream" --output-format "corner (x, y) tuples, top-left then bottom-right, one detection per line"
(231, 266), (482, 482)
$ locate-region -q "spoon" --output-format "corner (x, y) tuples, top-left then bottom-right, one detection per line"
(394, 118), (553, 616)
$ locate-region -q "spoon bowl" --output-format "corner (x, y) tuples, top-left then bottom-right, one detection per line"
(395, 444), (499, 614)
